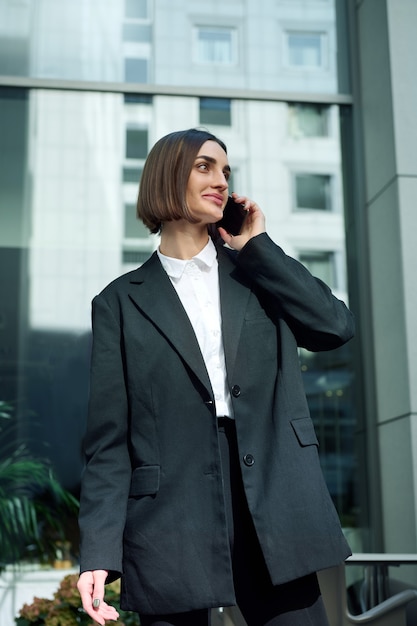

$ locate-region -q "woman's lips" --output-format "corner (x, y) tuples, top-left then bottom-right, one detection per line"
(203, 194), (224, 206)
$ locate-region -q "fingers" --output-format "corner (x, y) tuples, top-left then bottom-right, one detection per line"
(77, 570), (120, 625)
(230, 192), (259, 213)
(220, 193), (266, 249)
(90, 600), (120, 625)
(217, 226), (234, 247)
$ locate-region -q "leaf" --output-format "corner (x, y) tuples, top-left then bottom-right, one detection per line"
(0, 400), (80, 569)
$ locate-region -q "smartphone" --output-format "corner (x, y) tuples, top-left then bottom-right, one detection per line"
(217, 196), (248, 236)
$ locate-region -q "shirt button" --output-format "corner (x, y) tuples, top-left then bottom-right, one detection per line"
(232, 385), (241, 397)
(243, 454), (255, 467)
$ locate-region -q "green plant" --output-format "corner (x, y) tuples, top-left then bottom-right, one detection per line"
(15, 573), (140, 626)
(0, 401), (79, 570)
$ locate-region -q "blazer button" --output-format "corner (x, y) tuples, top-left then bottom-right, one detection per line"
(243, 454), (255, 467)
(232, 385), (241, 397)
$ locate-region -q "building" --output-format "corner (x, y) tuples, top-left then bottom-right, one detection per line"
(0, 0), (416, 584)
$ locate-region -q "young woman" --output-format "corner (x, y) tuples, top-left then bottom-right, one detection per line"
(77, 128), (355, 626)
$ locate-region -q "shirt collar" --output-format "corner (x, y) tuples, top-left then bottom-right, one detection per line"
(157, 237), (217, 279)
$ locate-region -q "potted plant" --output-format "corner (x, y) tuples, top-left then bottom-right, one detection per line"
(15, 573), (140, 625)
(0, 400), (79, 571)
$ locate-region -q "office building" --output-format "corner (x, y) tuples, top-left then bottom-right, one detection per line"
(1, 0), (416, 575)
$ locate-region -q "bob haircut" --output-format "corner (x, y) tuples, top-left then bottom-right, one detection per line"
(137, 128), (227, 234)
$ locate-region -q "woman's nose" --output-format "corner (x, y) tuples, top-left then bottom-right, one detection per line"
(213, 170), (229, 188)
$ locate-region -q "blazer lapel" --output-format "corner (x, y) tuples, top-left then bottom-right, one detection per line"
(217, 246), (251, 380)
(128, 253), (213, 400)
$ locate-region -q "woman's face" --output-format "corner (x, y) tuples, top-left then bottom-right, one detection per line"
(185, 140), (230, 226)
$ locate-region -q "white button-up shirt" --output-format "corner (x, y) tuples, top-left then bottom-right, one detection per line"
(157, 239), (233, 418)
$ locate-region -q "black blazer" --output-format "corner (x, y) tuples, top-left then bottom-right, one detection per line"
(78, 233), (355, 615)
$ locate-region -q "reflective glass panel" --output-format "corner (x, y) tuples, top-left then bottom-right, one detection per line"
(0, 0), (348, 94)
(195, 27), (236, 64)
(199, 98), (232, 126)
(295, 173), (332, 211)
(125, 0), (149, 20)
(288, 103), (330, 137)
(0, 89), (360, 568)
(287, 32), (324, 68)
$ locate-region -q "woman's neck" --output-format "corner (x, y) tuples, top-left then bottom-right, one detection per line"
(159, 221), (209, 260)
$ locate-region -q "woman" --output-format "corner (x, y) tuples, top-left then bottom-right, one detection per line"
(77, 128), (355, 626)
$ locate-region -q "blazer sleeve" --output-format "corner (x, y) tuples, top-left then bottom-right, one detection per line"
(235, 232), (355, 351)
(78, 293), (131, 582)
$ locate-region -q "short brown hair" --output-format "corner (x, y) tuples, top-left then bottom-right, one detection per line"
(137, 128), (227, 234)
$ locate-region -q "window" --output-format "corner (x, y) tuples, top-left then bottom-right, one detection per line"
(123, 203), (153, 266)
(124, 94), (152, 105)
(286, 31), (327, 68)
(125, 0), (148, 19)
(288, 103), (329, 137)
(123, 23), (152, 43)
(199, 98), (231, 126)
(126, 128), (148, 159)
(125, 58), (148, 83)
(195, 27), (236, 65)
(299, 251), (336, 289)
(294, 173), (332, 211)
(123, 126), (150, 262)
(123, 167), (142, 184)
(124, 203), (149, 238)
(227, 172), (236, 193)
(123, 0), (151, 83)
(122, 249), (152, 264)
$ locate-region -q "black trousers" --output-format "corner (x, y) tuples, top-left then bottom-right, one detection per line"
(139, 419), (329, 626)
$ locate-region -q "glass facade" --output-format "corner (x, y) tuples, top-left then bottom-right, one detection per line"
(0, 0), (349, 94)
(0, 0), (362, 572)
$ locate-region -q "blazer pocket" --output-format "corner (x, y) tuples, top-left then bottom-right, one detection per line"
(290, 417), (319, 447)
(129, 465), (160, 496)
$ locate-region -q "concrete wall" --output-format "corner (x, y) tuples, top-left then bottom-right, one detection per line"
(355, 0), (417, 551)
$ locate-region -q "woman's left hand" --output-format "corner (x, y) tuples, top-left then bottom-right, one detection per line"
(77, 570), (119, 625)
(218, 193), (266, 251)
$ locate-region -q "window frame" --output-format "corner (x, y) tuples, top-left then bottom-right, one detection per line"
(293, 171), (334, 212)
(288, 103), (330, 138)
(199, 97), (232, 126)
(283, 30), (329, 70)
(193, 26), (238, 66)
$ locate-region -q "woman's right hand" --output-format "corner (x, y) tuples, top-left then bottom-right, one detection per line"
(218, 193), (266, 251)
(77, 569), (120, 624)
